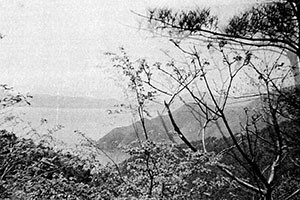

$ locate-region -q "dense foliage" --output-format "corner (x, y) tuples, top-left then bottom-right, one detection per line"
(0, 129), (98, 199)
(1, 116), (300, 200)
(0, 129), (231, 199)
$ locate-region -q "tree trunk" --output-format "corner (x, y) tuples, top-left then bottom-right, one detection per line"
(202, 121), (208, 153)
(286, 51), (300, 86)
(264, 189), (273, 200)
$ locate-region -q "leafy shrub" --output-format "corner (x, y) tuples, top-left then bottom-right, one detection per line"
(0, 130), (99, 199)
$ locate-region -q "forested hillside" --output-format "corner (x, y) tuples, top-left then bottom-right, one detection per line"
(2, 118), (299, 199)
(98, 101), (250, 150)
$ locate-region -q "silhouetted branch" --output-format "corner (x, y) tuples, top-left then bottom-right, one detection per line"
(164, 101), (197, 152)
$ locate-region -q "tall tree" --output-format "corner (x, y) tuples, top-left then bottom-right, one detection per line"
(110, 1), (300, 199)
(146, 0), (300, 85)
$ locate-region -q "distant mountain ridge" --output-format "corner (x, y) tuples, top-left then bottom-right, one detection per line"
(97, 101), (253, 150)
(29, 94), (121, 109)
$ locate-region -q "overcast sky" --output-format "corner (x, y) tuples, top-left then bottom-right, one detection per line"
(0, 0), (256, 99)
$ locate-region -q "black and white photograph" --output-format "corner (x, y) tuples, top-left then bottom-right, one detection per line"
(0, 0), (299, 199)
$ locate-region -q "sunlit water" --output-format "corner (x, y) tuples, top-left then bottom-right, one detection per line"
(0, 105), (163, 164)
(14, 107), (132, 142)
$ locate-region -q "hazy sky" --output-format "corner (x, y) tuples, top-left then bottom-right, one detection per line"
(0, 0), (256, 99)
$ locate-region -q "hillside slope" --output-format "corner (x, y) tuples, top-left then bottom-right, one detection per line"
(97, 102), (250, 150)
